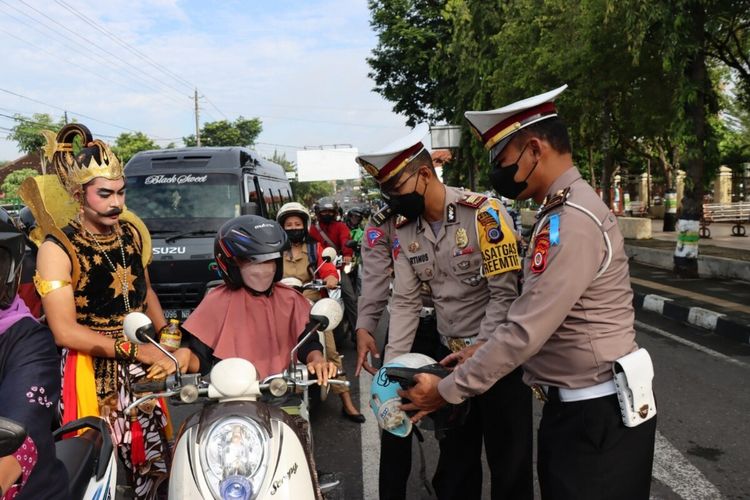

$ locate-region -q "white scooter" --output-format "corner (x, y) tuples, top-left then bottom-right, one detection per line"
(122, 299), (347, 500)
(0, 414), (117, 500)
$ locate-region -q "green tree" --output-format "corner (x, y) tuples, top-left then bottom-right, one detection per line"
(183, 116), (263, 147)
(368, 0), (452, 125)
(2, 168), (38, 199)
(113, 132), (160, 164)
(7, 114), (66, 154)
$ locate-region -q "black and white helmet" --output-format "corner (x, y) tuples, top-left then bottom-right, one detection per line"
(0, 208), (24, 309)
(214, 215), (289, 289)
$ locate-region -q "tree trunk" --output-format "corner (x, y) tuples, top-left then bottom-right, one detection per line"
(674, 3), (707, 278)
(600, 103), (614, 207)
(588, 145), (597, 188)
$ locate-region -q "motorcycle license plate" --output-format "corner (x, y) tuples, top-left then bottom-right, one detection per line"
(164, 309), (192, 321)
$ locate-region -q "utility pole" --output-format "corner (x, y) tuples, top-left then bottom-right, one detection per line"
(63, 111), (68, 124)
(194, 88), (201, 147)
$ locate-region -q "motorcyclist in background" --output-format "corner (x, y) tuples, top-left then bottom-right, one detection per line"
(277, 203), (365, 423)
(310, 201), (358, 343)
(344, 208), (365, 295)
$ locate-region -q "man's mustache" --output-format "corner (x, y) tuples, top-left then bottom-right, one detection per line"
(97, 207), (123, 217)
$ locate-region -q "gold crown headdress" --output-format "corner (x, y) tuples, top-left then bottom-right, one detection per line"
(41, 123), (123, 193)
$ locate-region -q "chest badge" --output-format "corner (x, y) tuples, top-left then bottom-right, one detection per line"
(408, 241), (420, 253)
(455, 228), (468, 249)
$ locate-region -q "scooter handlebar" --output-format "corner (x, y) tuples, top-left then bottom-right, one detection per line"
(132, 380), (167, 393)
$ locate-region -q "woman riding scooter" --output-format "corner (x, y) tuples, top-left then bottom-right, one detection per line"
(147, 215), (336, 384)
(0, 208), (68, 499)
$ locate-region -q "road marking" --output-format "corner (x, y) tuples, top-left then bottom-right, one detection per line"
(631, 277), (750, 314)
(653, 430), (723, 499)
(635, 320), (749, 370)
(359, 370), (379, 500)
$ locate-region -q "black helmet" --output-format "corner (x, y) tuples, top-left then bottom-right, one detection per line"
(214, 215), (289, 289)
(345, 208), (364, 229)
(314, 198), (337, 214)
(18, 207), (36, 241)
(0, 208), (24, 309)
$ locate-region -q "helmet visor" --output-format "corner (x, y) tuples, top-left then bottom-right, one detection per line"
(236, 251), (281, 264)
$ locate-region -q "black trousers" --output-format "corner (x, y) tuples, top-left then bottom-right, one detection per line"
(433, 367), (533, 500)
(379, 317), (534, 500)
(339, 270), (358, 337)
(379, 316), (443, 500)
(538, 394), (657, 500)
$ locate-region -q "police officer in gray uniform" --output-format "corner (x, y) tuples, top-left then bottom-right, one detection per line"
(355, 205), (442, 500)
(402, 86), (657, 500)
(357, 124), (533, 500)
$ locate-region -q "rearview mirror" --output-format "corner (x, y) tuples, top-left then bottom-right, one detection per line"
(310, 298), (343, 331)
(321, 247), (337, 263)
(123, 312), (156, 344)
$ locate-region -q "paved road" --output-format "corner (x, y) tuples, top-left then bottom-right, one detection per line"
(309, 308), (750, 499)
(161, 305), (750, 499)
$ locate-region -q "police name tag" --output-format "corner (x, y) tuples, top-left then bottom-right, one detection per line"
(613, 348), (657, 427)
(476, 199), (521, 277)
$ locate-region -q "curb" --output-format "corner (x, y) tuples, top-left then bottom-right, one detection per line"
(633, 291), (750, 345)
(624, 244), (750, 281)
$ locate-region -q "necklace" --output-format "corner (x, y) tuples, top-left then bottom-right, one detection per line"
(81, 223), (131, 312)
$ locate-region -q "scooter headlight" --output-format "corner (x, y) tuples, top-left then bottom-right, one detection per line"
(201, 417), (268, 499)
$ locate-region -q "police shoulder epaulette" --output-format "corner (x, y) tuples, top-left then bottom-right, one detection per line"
(539, 187), (571, 216)
(456, 193), (488, 209)
(370, 206), (393, 227)
(395, 215), (411, 228)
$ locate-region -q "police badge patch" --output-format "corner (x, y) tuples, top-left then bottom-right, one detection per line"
(367, 228), (384, 248)
(531, 228), (551, 274)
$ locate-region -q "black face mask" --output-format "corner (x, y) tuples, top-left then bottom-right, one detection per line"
(489, 143), (538, 200)
(285, 228), (306, 244)
(319, 214), (335, 224)
(386, 175), (427, 220)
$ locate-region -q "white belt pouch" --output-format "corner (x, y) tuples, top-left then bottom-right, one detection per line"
(612, 348), (657, 427)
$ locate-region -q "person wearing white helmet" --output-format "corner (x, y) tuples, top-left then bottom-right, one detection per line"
(277, 202), (365, 423)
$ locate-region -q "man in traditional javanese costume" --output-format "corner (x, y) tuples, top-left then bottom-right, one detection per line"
(20, 124), (172, 499)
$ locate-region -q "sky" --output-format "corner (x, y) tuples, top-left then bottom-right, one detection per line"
(0, 0), (413, 164)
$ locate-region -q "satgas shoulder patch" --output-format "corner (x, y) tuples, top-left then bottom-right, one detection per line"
(370, 206), (393, 227)
(476, 198), (521, 277)
(457, 193), (488, 209)
(539, 187), (570, 216)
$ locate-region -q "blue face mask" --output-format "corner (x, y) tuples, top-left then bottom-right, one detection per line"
(489, 143), (538, 199)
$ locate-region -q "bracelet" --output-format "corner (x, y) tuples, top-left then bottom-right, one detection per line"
(114, 338), (139, 362)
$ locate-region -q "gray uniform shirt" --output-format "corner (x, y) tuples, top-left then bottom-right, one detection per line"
(386, 186), (520, 363)
(356, 211), (396, 334)
(439, 167), (638, 404)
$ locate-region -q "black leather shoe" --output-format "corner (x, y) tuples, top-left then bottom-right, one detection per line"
(341, 407), (366, 423)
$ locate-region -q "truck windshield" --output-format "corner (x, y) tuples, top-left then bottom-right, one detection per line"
(125, 173), (241, 233)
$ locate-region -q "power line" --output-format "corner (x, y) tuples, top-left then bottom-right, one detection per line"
(0, 26), (175, 101)
(0, 1), (185, 106)
(0, 112), (118, 139)
(9, 0), (191, 102)
(0, 86), (174, 140)
(54, 0), (195, 92)
(203, 95), (228, 120)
